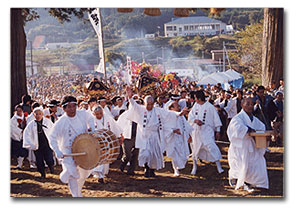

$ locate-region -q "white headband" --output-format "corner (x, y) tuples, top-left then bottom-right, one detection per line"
(62, 101), (77, 107)
(33, 106), (44, 113)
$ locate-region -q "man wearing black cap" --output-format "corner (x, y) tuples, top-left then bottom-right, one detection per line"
(44, 100), (59, 123)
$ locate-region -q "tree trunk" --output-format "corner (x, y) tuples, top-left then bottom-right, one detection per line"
(261, 8), (284, 88)
(11, 8), (27, 116)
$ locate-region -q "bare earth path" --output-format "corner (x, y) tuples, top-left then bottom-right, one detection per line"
(10, 144), (284, 198)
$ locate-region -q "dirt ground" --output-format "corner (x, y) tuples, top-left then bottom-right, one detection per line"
(10, 144), (284, 198)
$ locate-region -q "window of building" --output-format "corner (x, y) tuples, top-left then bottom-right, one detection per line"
(174, 26), (177, 31)
(190, 25), (194, 30)
(184, 26), (189, 31)
(195, 25), (199, 30)
(174, 33), (177, 36)
(216, 24), (220, 30)
(166, 26), (173, 31)
(179, 27), (182, 32)
(212, 24), (215, 30)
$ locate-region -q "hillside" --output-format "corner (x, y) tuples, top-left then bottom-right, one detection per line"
(24, 8), (263, 73)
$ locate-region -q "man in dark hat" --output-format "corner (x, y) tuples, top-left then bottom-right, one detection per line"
(21, 94), (32, 115)
(44, 100), (59, 123)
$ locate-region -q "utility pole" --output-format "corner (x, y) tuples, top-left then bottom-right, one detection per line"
(223, 41), (226, 72)
(30, 40), (33, 76)
(142, 52), (145, 63)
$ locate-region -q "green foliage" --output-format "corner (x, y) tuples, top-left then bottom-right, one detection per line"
(230, 21), (263, 75)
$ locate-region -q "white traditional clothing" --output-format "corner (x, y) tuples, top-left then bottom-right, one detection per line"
(11, 113), (28, 169)
(49, 110), (95, 197)
(11, 113), (25, 142)
(23, 112), (36, 168)
(117, 110), (142, 141)
(188, 101), (223, 162)
(111, 104), (127, 118)
(23, 118), (54, 150)
(92, 111), (122, 179)
(220, 98), (237, 119)
(178, 99), (187, 111)
(165, 113), (193, 175)
(188, 101), (224, 174)
(126, 98), (176, 170)
(227, 110), (269, 190)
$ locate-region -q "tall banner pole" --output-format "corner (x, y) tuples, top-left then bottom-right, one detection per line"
(88, 8), (106, 80)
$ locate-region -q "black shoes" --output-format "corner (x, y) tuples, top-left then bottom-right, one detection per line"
(49, 166), (54, 174)
(98, 178), (105, 184)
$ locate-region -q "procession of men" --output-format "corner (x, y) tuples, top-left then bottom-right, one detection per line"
(10, 73), (284, 197)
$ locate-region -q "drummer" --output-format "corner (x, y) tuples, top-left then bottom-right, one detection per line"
(49, 95), (95, 197)
(227, 97), (269, 192)
(91, 105), (123, 183)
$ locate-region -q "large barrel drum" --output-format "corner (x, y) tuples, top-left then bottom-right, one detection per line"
(71, 129), (120, 170)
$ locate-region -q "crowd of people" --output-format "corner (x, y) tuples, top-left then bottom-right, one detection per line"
(11, 72), (284, 197)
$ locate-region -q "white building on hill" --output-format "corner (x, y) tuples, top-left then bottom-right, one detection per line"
(164, 16), (231, 37)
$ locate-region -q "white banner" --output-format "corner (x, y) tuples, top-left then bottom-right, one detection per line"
(88, 8), (105, 74)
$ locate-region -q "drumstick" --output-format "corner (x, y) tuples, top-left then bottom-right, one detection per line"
(63, 152), (86, 157)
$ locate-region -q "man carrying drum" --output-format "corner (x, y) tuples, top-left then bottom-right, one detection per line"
(49, 96), (95, 197)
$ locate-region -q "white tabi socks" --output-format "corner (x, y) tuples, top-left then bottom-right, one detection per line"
(172, 161), (180, 177)
(216, 161), (224, 173)
(191, 158), (197, 175)
(17, 157), (24, 169)
(68, 178), (82, 197)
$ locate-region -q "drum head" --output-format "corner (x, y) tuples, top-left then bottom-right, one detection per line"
(72, 133), (100, 170)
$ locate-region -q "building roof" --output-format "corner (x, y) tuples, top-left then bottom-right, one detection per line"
(165, 16), (223, 25)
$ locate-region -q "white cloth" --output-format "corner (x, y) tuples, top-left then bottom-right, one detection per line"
(165, 114), (193, 169)
(117, 110), (142, 140)
(163, 99), (173, 110)
(188, 101), (222, 162)
(178, 99), (187, 111)
(220, 98), (237, 119)
(227, 110), (269, 189)
(111, 104), (127, 117)
(126, 98), (176, 170)
(23, 118), (54, 150)
(92, 111), (122, 177)
(26, 113), (35, 124)
(43, 108), (59, 122)
(10, 113), (25, 142)
(48, 110), (95, 184)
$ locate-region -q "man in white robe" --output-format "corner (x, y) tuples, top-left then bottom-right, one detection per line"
(227, 98), (269, 192)
(91, 105), (123, 183)
(167, 102), (193, 177)
(23, 107), (54, 178)
(49, 96), (95, 197)
(188, 90), (224, 175)
(126, 86), (177, 177)
(25, 102), (42, 169)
